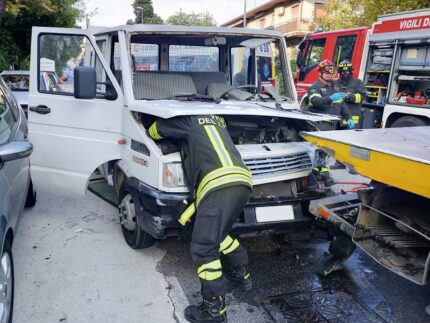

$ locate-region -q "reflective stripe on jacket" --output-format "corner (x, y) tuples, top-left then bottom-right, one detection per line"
(148, 115), (253, 225)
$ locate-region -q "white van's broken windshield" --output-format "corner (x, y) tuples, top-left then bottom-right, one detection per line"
(127, 33), (292, 102)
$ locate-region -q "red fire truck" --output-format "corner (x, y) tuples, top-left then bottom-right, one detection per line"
(295, 9), (430, 128)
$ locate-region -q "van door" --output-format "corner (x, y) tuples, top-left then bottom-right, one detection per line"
(28, 27), (123, 196)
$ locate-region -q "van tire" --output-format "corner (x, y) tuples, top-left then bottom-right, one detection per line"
(119, 186), (155, 249)
(390, 116), (429, 128)
(25, 180), (37, 208)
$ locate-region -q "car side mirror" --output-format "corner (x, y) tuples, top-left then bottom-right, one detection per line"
(74, 66), (97, 99)
(0, 141), (33, 162)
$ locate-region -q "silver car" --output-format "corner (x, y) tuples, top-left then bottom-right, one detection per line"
(0, 77), (35, 323)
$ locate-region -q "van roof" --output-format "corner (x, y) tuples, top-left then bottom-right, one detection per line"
(90, 24), (283, 38)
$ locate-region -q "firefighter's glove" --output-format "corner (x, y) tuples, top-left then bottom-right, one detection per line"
(347, 119), (355, 129)
(329, 92), (345, 103)
(344, 93), (355, 103)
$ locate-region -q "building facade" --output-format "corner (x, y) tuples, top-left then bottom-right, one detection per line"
(221, 0), (327, 57)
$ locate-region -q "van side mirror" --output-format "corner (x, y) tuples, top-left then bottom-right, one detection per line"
(74, 66), (96, 99)
(0, 141), (33, 162)
(296, 40), (307, 68)
(296, 51), (302, 68)
(298, 40), (306, 50)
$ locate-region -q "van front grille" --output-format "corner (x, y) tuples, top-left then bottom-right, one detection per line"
(244, 153), (312, 178)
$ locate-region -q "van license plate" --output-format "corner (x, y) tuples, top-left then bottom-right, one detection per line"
(255, 205), (294, 223)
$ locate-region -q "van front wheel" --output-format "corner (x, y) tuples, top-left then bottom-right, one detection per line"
(119, 187), (155, 249)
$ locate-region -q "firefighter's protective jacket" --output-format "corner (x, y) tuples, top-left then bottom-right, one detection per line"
(308, 79), (352, 120)
(334, 77), (367, 125)
(148, 115), (253, 224)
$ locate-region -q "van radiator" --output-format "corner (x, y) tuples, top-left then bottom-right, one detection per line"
(244, 153), (312, 178)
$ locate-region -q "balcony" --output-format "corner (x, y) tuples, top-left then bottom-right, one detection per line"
(275, 18), (312, 39)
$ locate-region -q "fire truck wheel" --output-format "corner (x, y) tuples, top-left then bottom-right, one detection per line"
(390, 116), (429, 128)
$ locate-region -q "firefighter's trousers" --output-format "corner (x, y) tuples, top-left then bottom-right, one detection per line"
(190, 185), (251, 298)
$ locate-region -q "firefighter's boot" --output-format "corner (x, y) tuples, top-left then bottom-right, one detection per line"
(321, 168), (335, 187)
(185, 296), (227, 323)
(312, 167), (335, 187)
(225, 265), (252, 291)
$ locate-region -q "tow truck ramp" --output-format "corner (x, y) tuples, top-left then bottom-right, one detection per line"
(303, 127), (430, 285)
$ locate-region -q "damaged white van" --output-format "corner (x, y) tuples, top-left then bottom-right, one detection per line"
(29, 25), (335, 248)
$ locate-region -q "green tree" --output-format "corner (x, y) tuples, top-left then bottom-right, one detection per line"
(315, 0), (430, 30)
(0, 0), (84, 71)
(166, 9), (216, 26)
(0, 0), (6, 24)
(313, 0), (362, 30)
(132, 0), (163, 24)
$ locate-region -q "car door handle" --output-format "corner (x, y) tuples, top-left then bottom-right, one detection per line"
(29, 105), (51, 114)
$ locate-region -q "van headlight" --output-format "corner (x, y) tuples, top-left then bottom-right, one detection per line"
(163, 163), (186, 187)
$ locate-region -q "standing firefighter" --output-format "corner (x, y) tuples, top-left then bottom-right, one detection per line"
(307, 59), (354, 184)
(307, 59), (354, 128)
(148, 115), (252, 323)
(334, 59), (367, 128)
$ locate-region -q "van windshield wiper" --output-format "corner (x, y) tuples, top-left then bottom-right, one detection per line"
(168, 94), (217, 101)
(138, 94), (217, 101)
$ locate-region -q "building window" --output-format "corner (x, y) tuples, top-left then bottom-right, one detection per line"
(314, 3), (325, 19)
(259, 18), (266, 28)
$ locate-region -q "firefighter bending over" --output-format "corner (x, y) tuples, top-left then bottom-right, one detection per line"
(148, 115), (252, 323)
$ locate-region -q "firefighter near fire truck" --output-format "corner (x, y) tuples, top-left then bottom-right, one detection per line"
(307, 59), (354, 129)
(148, 115), (253, 323)
(334, 60), (367, 128)
(307, 59), (354, 185)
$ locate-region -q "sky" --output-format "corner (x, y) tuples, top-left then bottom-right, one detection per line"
(83, 0), (269, 27)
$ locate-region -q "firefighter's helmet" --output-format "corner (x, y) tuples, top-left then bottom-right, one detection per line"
(317, 59), (335, 74)
(338, 60), (353, 73)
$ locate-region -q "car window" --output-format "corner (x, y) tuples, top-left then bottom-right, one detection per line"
(111, 41), (122, 86)
(169, 46), (219, 72)
(0, 87), (16, 145)
(231, 47), (251, 87)
(132, 44), (159, 71)
(2, 74), (29, 91)
(304, 38), (326, 67)
(1, 82), (20, 120)
(38, 34), (113, 95)
(333, 35), (357, 65)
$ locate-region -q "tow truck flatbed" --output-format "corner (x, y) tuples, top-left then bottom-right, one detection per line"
(301, 127), (430, 199)
(303, 126), (430, 285)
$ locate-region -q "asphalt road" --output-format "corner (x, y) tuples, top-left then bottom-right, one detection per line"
(159, 234), (430, 323)
(12, 170), (430, 323)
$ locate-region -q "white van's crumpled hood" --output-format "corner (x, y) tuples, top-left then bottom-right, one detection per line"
(130, 100), (339, 122)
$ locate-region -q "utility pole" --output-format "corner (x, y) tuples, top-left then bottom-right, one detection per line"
(85, 7), (98, 29)
(243, 0), (247, 28)
(136, 6), (144, 24)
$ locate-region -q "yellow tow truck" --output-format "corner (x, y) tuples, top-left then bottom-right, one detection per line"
(302, 127), (430, 285)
